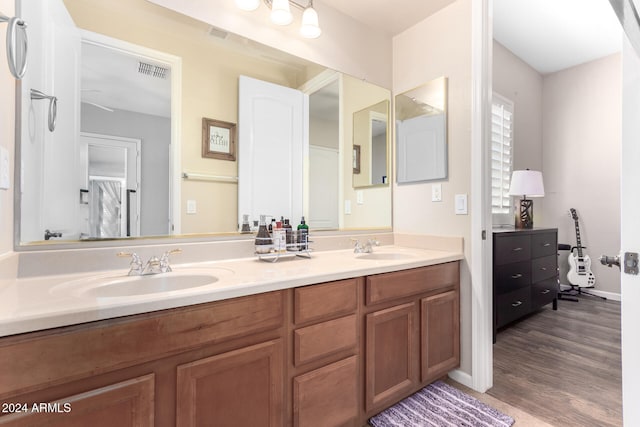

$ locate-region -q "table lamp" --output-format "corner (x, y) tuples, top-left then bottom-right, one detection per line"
(508, 169), (545, 229)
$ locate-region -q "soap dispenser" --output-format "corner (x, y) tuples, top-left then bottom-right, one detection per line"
(297, 216), (309, 250)
(255, 215), (272, 254)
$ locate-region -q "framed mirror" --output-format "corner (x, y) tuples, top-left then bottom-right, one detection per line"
(14, 0), (393, 247)
(395, 76), (448, 184)
(352, 100), (390, 188)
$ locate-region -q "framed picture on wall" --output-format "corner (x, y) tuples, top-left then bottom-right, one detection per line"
(202, 118), (236, 161)
(353, 144), (361, 174)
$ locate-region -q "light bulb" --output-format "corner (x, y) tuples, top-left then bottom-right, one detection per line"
(271, 0), (293, 25)
(300, 6), (321, 38)
(236, 0), (260, 11)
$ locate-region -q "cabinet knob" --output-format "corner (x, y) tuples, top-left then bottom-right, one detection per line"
(540, 267), (547, 271)
(511, 301), (523, 307)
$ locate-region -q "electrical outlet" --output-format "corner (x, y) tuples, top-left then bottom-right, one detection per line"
(0, 146), (9, 190)
(187, 199), (197, 214)
(431, 183), (442, 202)
(344, 200), (352, 215)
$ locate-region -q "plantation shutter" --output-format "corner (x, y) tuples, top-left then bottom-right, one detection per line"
(491, 94), (514, 214)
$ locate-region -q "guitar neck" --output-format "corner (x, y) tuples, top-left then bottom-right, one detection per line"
(574, 219), (583, 257)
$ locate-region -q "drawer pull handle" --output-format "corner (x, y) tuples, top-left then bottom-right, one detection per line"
(511, 301), (523, 307)
(511, 274), (523, 279)
(512, 247), (523, 252)
(540, 267), (547, 271)
(541, 289), (551, 295)
(543, 243), (551, 247)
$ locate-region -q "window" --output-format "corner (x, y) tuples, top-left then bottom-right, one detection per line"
(491, 94), (514, 216)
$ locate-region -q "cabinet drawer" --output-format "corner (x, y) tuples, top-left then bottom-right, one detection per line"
(532, 254), (557, 283)
(496, 287), (531, 329)
(366, 262), (459, 305)
(531, 232), (557, 258)
(294, 278), (358, 324)
(532, 278), (557, 309)
(494, 235), (531, 265)
(293, 315), (357, 366)
(494, 261), (531, 294)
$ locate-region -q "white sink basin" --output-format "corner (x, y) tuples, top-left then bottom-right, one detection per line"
(356, 252), (415, 261)
(51, 268), (233, 299)
(79, 274), (218, 298)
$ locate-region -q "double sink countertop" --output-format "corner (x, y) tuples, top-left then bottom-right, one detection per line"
(0, 243), (463, 338)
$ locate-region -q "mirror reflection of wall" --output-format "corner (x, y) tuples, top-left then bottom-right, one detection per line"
(396, 76), (448, 184)
(352, 100), (389, 188)
(16, 0), (393, 246)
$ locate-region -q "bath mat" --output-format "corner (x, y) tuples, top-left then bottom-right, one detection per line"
(369, 381), (515, 427)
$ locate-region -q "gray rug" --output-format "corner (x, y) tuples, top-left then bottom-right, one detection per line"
(369, 381), (515, 427)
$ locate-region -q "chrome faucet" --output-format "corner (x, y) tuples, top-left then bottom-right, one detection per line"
(117, 249), (182, 276)
(352, 238), (380, 254)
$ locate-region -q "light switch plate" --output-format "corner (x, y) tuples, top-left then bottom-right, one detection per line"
(455, 194), (468, 215)
(344, 200), (352, 215)
(186, 199), (197, 214)
(356, 190), (364, 205)
(0, 146), (9, 190)
(431, 183), (442, 202)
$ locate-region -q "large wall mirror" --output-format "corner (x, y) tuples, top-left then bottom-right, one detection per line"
(395, 76), (448, 184)
(15, 0), (392, 246)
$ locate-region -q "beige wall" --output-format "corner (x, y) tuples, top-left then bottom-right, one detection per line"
(492, 41), (544, 225)
(541, 54), (621, 295)
(341, 75), (392, 229)
(0, 0), (15, 256)
(392, 0), (473, 374)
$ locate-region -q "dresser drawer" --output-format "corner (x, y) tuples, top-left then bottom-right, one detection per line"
(531, 232), (557, 258)
(494, 235), (531, 265)
(366, 262), (459, 305)
(532, 254), (557, 283)
(294, 278), (358, 325)
(494, 261), (531, 294)
(293, 315), (357, 366)
(532, 278), (557, 309)
(496, 287), (531, 329)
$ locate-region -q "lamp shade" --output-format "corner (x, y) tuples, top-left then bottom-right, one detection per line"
(271, 0), (293, 25)
(300, 6), (322, 38)
(508, 170), (545, 197)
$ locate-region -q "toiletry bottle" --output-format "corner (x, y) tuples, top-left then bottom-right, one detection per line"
(284, 219), (294, 251)
(255, 215), (272, 254)
(241, 214), (251, 233)
(273, 221), (286, 253)
(269, 218), (276, 233)
(297, 216), (309, 250)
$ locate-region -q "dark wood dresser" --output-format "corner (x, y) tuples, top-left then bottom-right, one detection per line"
(493, 227), (558, 341)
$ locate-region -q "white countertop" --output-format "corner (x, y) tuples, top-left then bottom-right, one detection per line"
(0, 245), (463, 337)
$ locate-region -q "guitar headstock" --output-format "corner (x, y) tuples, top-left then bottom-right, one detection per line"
(569, 208), (579, 221)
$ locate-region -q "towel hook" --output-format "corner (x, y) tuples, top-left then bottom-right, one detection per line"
(0, 13), (27, 79)
(30, 89), (57, 132)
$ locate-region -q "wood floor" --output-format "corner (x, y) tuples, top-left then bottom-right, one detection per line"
(489, 296), (622, 427)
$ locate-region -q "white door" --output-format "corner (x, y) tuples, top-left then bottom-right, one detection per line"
(238, 75), (308, 228)
(620, 35), (640, 426)
(308, 145), (339, 229)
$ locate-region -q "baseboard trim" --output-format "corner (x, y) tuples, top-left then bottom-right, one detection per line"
(559, 284), (621, 301)
(448, 369), (473, 389)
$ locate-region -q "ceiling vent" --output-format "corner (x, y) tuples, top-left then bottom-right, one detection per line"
(138, 62), (169, 79)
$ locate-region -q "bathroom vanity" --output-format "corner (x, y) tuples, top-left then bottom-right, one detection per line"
(0, 246), (461, 426)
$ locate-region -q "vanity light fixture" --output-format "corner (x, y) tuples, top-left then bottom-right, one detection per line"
(237, 0), (322, 39)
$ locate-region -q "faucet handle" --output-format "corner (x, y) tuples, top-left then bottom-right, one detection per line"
(117, 252), (143, 275)
(160, 248), (182, 272)
(367, 239), (380, 246)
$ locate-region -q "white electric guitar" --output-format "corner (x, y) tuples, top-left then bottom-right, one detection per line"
(567, 208), (596, 288)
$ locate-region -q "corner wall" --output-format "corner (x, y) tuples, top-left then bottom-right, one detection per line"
(0, 0), (15, 256)
(541, 54), (621, 296)
(392, 0), (473, 375)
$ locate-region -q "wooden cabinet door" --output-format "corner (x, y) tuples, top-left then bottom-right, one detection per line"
(421, 290), (460, 382)
(293, 356), (358, 427)
(176, 339), (283, 427)
(365, 302), (418, 412)
(0, 375), (154, 427)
